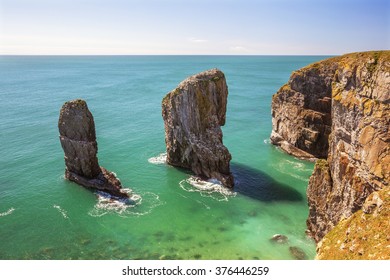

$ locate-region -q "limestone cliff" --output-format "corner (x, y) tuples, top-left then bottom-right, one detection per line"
(59, 99), (129, 199)
(271, 51), (390, 244)
(316, 188), (390, 260)
(162, 69), (234, 188)
(271, 57), (338, 159)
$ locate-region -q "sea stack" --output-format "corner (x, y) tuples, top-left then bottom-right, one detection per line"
(59, 99), (129, 199)
(271, 51), (390, 248)
(162, 69), (234, 188)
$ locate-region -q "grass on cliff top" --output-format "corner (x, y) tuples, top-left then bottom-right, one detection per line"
(297, 50), (390, 73)
(317, 188), (390, 260)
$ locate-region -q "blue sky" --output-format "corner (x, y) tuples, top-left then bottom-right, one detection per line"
(0, 0), (388, 55)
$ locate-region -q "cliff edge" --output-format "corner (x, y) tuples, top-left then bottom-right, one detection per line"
(162, 69), (234, 188)
(271, 51), (390, 250)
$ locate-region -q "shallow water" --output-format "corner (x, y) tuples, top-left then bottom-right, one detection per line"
(0, 55), (329, 259)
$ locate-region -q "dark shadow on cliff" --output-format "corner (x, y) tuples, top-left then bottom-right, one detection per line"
(231, 162), (303, 202)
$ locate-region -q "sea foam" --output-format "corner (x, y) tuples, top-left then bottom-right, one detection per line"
(53, 205), (68, 219)
(263, 138), (271, 144)
(179, 176), (236, 202)
(0, 208), (15, 217)
(148, 152), (167, 165)
(88, 188), (163, 217)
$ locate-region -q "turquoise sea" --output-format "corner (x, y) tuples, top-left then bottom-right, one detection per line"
(0, 55), (329, 260)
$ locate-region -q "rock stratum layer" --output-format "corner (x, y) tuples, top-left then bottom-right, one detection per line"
(162, 69), (234, 188)
(59, 99), (129, 199)
(271, 56), (336, 159)
(271, 51), (390, 248)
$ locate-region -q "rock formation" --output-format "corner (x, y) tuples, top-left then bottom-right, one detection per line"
(316, 188), (390, 260)
(59, 99), (129, 199)
(270, 234), (288, 244)
(270, 57), (337, 160)
(162, 69), (234, 188)
(271, 51), (390, 244)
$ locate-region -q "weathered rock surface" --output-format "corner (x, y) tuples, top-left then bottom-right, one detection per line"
(271, 57), (337, 159)
(162, 69), (234, 188)
(316, 188), (390, 260)
(59, 99), (129, 198)
(271, 51), (390, 248)
(306, 51), (390, 242)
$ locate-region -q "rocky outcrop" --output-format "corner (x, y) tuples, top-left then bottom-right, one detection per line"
(162, 69), (234, 188)
(271, 57), (338, 159)
(271, 51), (390, 244)
(59, 99), (129, 199)
(316, 188), (390, 260)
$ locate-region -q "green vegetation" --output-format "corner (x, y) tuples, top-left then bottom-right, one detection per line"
(317, 188), (390, 260)
(315, 159), (329, 171)
(211, 76), (221, 82)
(367, 51), (380, 75)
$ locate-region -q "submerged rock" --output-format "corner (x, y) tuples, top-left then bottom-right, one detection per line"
(59, 99), (129, 199)
(270, 234), (288, 244)
(289, 246), (307, 260)
(162, 69), (234, 188)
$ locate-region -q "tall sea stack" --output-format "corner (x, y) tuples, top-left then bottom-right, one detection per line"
(162, 69), (234, 188)
(271, 51), (389, 251)
(59, 99), (129, 199)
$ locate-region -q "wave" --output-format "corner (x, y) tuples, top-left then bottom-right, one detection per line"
(179, 176), (236, 202)
(148, 152), (167, 165)
(53, 205), (68, 219)
(0, 207), (15, 217)
(88, 188), (163, 218)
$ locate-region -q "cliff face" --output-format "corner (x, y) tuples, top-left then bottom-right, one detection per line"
(271, 51), (390, 244)
(162, 69), (234, 188)
(271, 58), (338, 159)
(307, 52), (390, 242)
(59, 99), (129, 199)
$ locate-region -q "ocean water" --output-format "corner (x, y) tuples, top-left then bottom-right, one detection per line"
(0, 55), (329, 260)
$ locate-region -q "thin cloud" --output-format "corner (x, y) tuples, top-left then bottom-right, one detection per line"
(188, 37), (208, 43)
(230, 46), (249, 52)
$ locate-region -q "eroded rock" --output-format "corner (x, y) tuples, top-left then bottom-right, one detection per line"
(270, 57), (337, 160)
(162, 69), (234, 187)
(271, 51), (390, 244)
(306, 52), (390, 242)
(59, 99), (129, 199)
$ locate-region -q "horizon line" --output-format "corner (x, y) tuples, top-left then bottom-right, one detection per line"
(0, 53), (339, 56)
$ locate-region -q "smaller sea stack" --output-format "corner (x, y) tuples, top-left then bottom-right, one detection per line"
(58, 99), (129, 198)
(162, 69), (234, 188)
